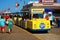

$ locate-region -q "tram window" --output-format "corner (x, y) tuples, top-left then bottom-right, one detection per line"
(33, 14), (43, 18)
(14, 14), (17, 17)
(22, 12), (31, 19)
(17, 14), (22, 17)
(33, 14), (38, 18)
(38, 14), (43, 18)
(23, 14), (29, 19)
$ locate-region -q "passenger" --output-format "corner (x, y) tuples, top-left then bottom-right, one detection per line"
(0, 16), (5, 33)
(52, 15), (55, 22)
(7, 16), (13, 33)
(44, 12), (47, 18)
(45, 13), (49, 20)
(51, 15), (56, 28)
(49, 14), (52, 26)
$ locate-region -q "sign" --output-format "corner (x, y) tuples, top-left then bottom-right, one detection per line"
(31, 8), (44, 14)
(42, 0), (54, 5)
(42, 0), (54, 3)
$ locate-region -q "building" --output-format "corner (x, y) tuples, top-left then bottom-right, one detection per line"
(22, 0), (60, 16)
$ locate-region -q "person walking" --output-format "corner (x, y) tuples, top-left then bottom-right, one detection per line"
(7, 16), (13, 33)
(0, 16), (5, 33)
(4, 14), (9, 21)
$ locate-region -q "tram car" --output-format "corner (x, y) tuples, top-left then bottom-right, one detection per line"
(20, 8), (51, 32)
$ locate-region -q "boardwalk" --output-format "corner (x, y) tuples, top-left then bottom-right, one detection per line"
(0, 25), (41, 40)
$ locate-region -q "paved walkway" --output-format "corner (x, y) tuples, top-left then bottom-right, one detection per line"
(49, 28), (60, 35)
(33, 28), (60, 40)
(0, 25), (41, 40)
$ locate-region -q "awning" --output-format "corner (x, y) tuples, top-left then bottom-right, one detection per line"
(44, 8), (54, 12)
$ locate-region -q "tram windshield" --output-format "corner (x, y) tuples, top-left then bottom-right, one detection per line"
(32, 12), (43, 19)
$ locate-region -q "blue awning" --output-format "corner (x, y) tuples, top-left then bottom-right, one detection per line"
(45, 8), (54, 12)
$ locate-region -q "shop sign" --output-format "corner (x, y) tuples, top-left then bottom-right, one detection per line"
(42, 0), (54, 3)
(42, 0), (54, 5)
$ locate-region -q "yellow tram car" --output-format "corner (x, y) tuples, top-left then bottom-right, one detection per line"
(20, 7), (51, 32)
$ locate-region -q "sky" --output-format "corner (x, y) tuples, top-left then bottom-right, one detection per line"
(0, 0), (60, 13)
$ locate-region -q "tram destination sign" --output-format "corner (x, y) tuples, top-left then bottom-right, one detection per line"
(31, 8), (44, 14)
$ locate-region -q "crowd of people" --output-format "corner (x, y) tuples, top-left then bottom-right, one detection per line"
(0, 14), (13, 33)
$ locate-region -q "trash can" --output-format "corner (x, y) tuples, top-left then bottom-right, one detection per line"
(56, 18), (60, 28)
